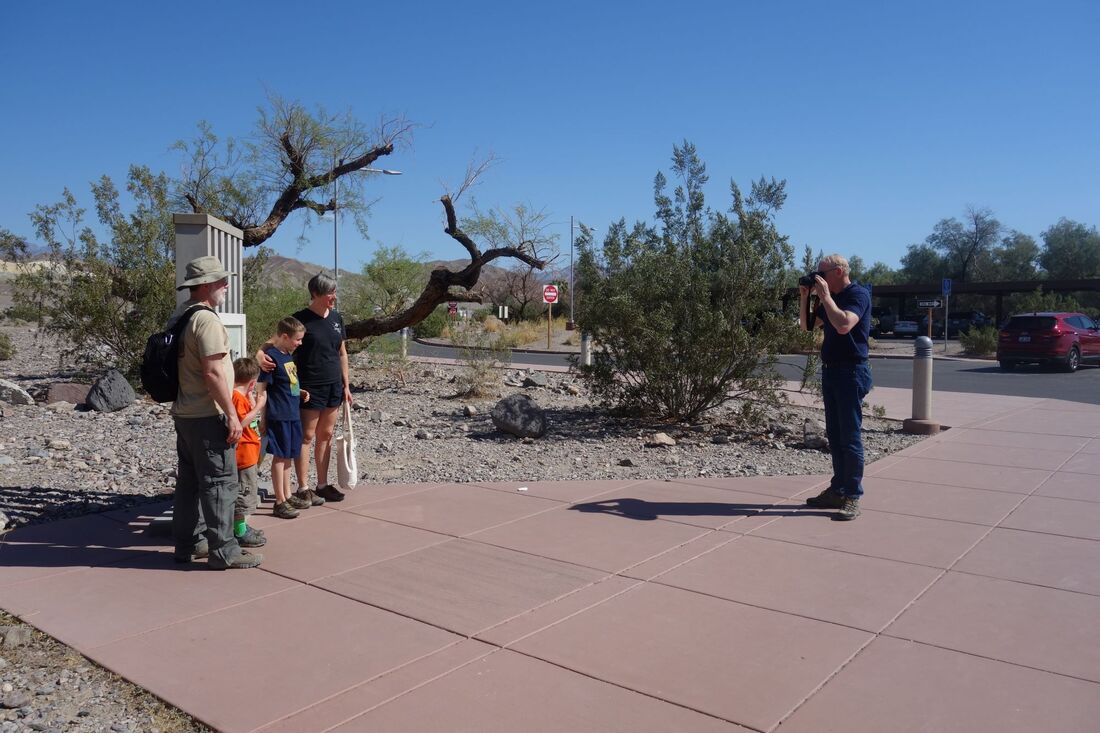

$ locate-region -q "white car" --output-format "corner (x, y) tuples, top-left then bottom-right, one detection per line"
(893, 318), (920, 338)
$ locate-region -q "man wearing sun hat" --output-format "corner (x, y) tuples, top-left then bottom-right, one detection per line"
(169, 255), (262, 569)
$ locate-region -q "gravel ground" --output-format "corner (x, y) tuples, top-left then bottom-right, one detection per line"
(0, 322), (925, 731)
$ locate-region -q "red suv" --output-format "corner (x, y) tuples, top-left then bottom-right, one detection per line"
(997, 312), (1100, 372)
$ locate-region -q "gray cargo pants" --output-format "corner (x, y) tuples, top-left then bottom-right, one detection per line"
(173, 414), (243, 567)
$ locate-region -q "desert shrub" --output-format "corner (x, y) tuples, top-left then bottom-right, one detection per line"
(959, 325), (998, 356)
(482, 315), (504, 333)
(2, 301), (40, 324)
(0, 332), (13, 360)
(364, 333), (411, 387)
(575, 142), (800, 422)
(414, 307), (448, 338)
(449, 321), (511, 397)
(243, 283), (306, 355)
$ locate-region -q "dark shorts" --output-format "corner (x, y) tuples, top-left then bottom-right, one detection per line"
(266, 419), (303, 459)
(302, 382), (343, 410)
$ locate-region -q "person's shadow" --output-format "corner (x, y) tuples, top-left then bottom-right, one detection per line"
(569, 497), (835, 521)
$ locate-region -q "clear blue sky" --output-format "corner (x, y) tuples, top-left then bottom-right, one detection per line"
(2, 0), (1097, 272)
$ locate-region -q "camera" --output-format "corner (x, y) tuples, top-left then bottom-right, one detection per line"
(798, 271), (826, 287)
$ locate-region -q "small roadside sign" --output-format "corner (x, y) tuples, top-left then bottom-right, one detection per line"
(917, 299), (942, 309)
(941, 278), (952, 296)
(447, 302), (458, 315)
(542, 284), (559, 304)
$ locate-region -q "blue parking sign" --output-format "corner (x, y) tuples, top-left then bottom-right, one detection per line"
(942, 277), (952, 296)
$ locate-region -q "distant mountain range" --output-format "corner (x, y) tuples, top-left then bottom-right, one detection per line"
(252, 254), (512, 289)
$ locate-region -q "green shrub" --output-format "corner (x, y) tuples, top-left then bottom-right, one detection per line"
(0, 332), (13, 360)
(414, 306), (448, 338)
(2, 302), (40, 324)
(575, 142), (798, 422)
(959, 325), (998, 356)
(243, 284), (306, 355)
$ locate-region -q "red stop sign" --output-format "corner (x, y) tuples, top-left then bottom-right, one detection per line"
(543, 284), (559, 303)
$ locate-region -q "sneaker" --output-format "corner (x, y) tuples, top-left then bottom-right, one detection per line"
(209, 550), (263, 570)
(287, 493), (312, 510)
(173, 541), (209, 563)
(296, 489), (325, 507)
(272, 501), (300, 519)
(236, 526), (267, 548)
(805, 488), (846, 509)
(833, 497), (861, 521)
(316, 484), (346, 502)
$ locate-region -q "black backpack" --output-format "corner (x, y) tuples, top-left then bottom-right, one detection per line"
(140, 305), (214, 403)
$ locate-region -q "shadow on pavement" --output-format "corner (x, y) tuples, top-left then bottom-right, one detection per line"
(569, 497), (834, 521)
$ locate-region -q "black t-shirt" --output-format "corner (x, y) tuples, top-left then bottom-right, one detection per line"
(816, 282), (871, 363)
(291, 307), (346, 387)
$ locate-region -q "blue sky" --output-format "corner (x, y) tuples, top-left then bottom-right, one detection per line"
(2, 0), (1097, 272)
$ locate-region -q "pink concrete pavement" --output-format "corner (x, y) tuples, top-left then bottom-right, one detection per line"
(2, 388), (1099, 732)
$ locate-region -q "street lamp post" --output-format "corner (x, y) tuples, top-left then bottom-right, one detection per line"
(330, 157), (402, 295)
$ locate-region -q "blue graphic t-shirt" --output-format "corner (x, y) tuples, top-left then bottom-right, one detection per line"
(259, 347), (302, 421)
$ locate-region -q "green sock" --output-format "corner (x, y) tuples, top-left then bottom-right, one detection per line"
(234, 519), (247, 537)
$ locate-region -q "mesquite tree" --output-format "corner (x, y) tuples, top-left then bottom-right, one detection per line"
(176, 96), (551, 339)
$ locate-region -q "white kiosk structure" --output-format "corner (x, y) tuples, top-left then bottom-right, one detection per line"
(173, 213), (247, 360)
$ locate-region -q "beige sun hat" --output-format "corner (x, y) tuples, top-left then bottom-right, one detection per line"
(176, 255), (235, 290)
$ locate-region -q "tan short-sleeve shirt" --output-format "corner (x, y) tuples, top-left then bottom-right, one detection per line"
(169, 302), (233, 418)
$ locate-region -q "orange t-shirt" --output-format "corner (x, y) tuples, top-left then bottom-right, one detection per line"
(232, 390), (261, 469)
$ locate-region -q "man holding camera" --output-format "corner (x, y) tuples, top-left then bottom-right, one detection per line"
(799, 254), (873, 520)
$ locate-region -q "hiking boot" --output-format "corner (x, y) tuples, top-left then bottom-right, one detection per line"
(296, 489), (325, 507)
(805, 488), (846, 509)
(316, 484), (346, 502)
(236, 526), (267, 548)
(173, 541), (209, 563)
(209, 550), (263, 570)
(287, 493), (312, 510)
(832, 497), (862, 521)
(272, 501), (300, 519)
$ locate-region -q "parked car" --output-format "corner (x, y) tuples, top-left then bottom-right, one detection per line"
(871, 306), (895, 336)
(997, 312), (1100, 372)
(893, 316), (921, 338)
(926, 310), (991, 338)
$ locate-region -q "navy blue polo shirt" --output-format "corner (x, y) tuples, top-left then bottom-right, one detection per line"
(816, 282), (871, 364)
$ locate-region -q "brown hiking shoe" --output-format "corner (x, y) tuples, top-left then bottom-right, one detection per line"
(296, 489), (325, 506)
(208, 550), (263, 570)
(286, 493), (312, 510)
(272, 501), (300, 519)
(832, 497), (862, 521)
(173, 541), (209, 563)
(316, 484), (345, 502)
(805, 488), (846, 509)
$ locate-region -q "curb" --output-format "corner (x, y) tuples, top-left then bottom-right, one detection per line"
(413, 336), (578, 357)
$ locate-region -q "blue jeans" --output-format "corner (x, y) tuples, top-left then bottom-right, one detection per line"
(821, 362), (873, 498)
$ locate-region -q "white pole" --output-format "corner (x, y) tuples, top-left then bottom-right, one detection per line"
(333, 154), (339, 295)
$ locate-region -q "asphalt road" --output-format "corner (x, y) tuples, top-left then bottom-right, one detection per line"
(407, 341), (1100, 404)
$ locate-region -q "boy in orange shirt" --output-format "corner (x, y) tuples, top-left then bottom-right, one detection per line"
(232, 358), (267, 546)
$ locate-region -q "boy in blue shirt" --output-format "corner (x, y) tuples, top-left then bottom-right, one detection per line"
(257, 317), (311, 519)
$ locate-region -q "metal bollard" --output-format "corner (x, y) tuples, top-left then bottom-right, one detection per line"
(903, 336), (941, 435)
(580, 331), (592, 367)
(400, 327), (408, 359)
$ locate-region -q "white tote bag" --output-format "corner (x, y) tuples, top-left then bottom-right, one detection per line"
(334, 402), (358, 490)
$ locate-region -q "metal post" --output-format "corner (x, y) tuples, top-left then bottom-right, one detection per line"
(903, 336), (940, 434)
(580, 331), (592, 366)
(400, 327), (408, 359)
(567, 215), (575, 330)
(333, 155), (340, 295)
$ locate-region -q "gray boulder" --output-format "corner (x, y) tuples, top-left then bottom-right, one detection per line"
(491, 394), (548, 439)
(522, 372), (549, 388)
(803, 418), (829, 450)
(47, 382), (91, 405)
(86, 369), (136, 413)
(0, 379), (33, 406)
